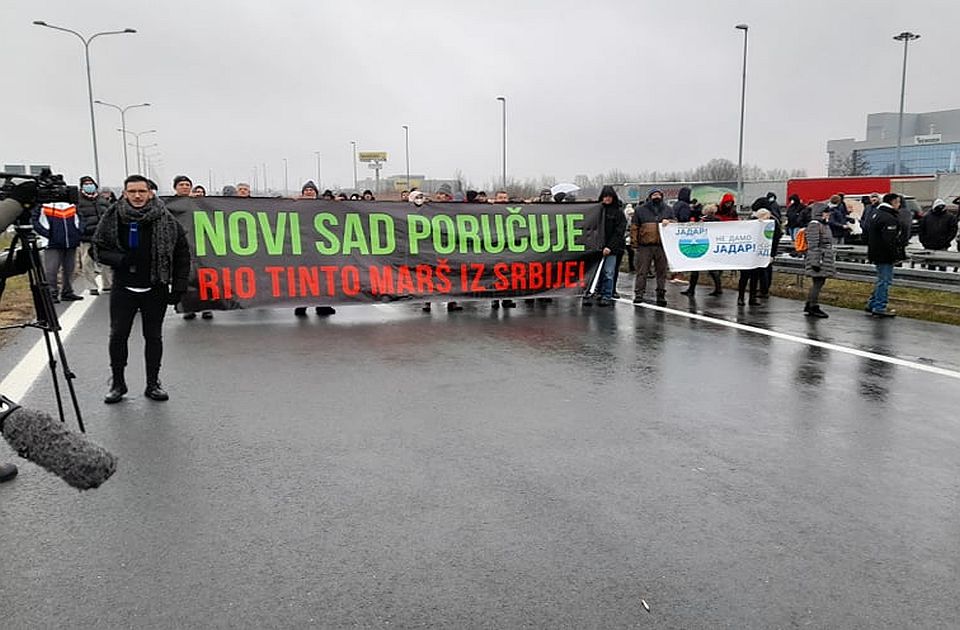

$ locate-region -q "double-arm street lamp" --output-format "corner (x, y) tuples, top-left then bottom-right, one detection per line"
(33, 20), (137, 185)
(95, 100), (150, 177)
(121, 129), (157, 174)
(893, 31), (921, 175)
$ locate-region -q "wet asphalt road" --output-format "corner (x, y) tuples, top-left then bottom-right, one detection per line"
(1, 281), (959, 629)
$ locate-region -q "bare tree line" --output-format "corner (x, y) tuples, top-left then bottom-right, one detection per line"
(457, 158), (807, 199)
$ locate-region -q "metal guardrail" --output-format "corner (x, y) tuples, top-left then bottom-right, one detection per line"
(773, 255), (960, 293)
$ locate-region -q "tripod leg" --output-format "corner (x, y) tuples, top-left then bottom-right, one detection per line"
(51, 327), (85, 433)
(41, 329), (67, 425)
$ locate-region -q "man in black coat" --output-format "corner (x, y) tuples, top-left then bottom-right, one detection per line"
(865, 193), (904, 317)
(93, 175), (191, 403)
(594, 185), (627, 307)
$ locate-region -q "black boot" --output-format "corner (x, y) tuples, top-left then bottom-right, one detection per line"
(145, 367), (169, 401)
(804, 302), (812, 314)
(144, 380), (169, 401)
(104, 370), (127, 404)
(655, 290), (667, 307)
(810, 305), (829, 318)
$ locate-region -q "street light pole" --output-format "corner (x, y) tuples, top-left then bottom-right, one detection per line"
(402, 125), (410, 192)
(33, 21), (136, 185)
(350, 141), (358, 191)
(95, 100), (149, 177)
(893, 31), (920, 176)
(496, 96), (506, 189)
(314, 151), (322, 189)
(282, 158), (289, 196)
(735, 24), (749, 210)
(121, 129), (156, 174)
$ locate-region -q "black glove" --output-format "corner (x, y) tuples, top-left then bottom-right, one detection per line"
(9, 180), (38, 206)
(167, 291), (183, 305)
(811, 265), (821, 273)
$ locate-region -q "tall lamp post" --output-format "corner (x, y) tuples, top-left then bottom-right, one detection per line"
(121, 129), (156, 174)
(95, 100), (149, 177)
(496, 96), (506, 189)
(33, 20), (137, 185)
(314, 151), (322, 189)
(735, 24), (749, 210)
(350, 141), (358, 191)
(282, 158), (289, 196)
(402, 125), (411, 192)
(893, 31), (920, 176)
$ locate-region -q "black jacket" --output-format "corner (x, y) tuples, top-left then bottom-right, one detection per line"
(95, 209), (191, 293)
(601, 204), (627, 254)
(867, 204), (904, 264)
(919, 209), (959, 250)
(77, 194), (110, 242)
(786, 201), (809, 229)
(673, 187), (694, 223)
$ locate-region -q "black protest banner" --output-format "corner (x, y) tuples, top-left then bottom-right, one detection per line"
(164, 197), (604, 311)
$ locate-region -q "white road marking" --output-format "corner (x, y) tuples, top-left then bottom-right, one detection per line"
(0, 297), (97, 402)
(620, 298), (960, 381)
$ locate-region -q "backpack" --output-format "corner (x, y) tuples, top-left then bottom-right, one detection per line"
(794, 228), (808, 253)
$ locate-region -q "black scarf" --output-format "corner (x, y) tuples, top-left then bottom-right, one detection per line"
(97, 196), (178, 285)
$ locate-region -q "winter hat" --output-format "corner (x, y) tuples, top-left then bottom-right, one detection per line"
(79, 175), (97, 186)
(647, 188), (664, 198)
(173, 175), (192, 187)
(437, 183), (453, 196)
(766, 191), (777, 200)
(932, 198), (946, 210)
(301, 180), (319, 195)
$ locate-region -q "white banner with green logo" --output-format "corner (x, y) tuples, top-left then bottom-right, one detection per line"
(659, 220), (774, 272)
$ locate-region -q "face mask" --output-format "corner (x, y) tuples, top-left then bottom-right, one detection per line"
(82, 184), (97, 195)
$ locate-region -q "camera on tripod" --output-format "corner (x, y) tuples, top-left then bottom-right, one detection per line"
(0, 168), (86, 430)
(0, 169), (79, 284)
(0, 169), (79, 224)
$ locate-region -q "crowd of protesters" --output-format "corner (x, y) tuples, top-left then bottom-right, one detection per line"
(25, 172), (960, 406)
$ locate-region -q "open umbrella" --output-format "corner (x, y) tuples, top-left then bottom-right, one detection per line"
(550, 183), (580, 196)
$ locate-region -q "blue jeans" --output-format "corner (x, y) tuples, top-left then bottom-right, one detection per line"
(868, 263), (894, 312)
(598, 254), (618, 299)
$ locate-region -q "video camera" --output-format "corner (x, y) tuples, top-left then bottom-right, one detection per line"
(0, 169), (79, 227)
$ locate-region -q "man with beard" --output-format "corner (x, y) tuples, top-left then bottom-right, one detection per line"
(631, 188), (676, 306)
(93, 175), (191, 403)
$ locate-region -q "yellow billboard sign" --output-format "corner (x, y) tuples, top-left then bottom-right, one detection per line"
(358, 151), (387, 162)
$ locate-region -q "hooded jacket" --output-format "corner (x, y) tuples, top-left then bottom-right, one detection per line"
(918, 202), (959, 250)
(716, 193), (739, 221)
(867, 203), (904, 264)
(32, 202), (83, 249)
(673, 187), (694, 223)
(599, 185), (627, 254)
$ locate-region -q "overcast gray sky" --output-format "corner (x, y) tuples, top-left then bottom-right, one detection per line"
(3, 0), (958, 192)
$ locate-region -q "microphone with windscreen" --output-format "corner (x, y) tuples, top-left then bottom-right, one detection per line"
(0, 396), (117, 490)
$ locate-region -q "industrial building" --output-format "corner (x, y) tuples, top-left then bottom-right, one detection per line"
(827, 108), (960, 176)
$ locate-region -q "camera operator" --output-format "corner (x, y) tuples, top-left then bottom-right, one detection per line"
(0, 180), (40, 483)
(31, 192), (84, 302)
(92, 175), (190, 404)
(76, 176), (112, 296)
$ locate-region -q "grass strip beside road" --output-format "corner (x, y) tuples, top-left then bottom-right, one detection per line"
(735, 272), (960, 326)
